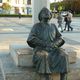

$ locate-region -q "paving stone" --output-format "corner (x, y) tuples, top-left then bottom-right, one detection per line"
(33, 73), (60, 80)
(68, 69), (80, 80)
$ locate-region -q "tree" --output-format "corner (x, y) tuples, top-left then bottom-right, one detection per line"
(58, 6), (62, 12)
(50, 3), (55, 11)
(62, 0), (80, 14)
(50, 1), (64, 12)
(2, 2), (11, 14)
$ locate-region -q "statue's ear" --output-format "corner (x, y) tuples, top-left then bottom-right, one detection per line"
(38, 11), (42, 21)
(49, 12), (52, 20)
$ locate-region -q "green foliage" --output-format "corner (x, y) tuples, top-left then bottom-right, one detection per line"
(50, 2), (63, 12)
(58, 6), (62, 12)
(50, 3), (55, 11)
(50, 0), (80, 14)
(74, 14), (80, 17)
(0, 14), (32, 17)
(2, 3), (11, 11)
(62, 0), (80, 14)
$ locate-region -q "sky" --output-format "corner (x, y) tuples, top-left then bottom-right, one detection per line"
(50, 0), (63, 3)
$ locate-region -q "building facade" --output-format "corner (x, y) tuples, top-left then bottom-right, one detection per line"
(0, 0), (32, 14)
(26, 0), (32, 14)
(63, 0), (74, 1)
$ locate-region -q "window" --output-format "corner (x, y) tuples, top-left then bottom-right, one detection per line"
(27, 0), (31, 5)
(0, 0), (2, 3)
(23, 0), (25, 4)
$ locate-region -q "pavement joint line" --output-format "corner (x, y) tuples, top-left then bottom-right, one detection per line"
(64, 37), (80, 45)
(0, 32), (29, 34)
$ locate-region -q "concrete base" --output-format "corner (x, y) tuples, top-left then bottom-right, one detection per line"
(0, 53), (80, 80)
(0, 44), (79, 80)
(0, 53), (60, 80)
(67, 50), (76, 64)
(65, 48), (77, 64)
(51, 73), (60, 80)
(0, 54), (35, 80)
(62, 44), (77, 64)
(10, 44), (77, 68)
(16, 48), (33, 67)
(9, 44), (33, 67)
(68, 69), (80, 80)
(34, 73), (60, 80)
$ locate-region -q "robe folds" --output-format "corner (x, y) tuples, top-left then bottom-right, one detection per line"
(27, 22), (69, 74)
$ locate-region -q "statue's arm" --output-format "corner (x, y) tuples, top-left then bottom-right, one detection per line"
(27, 35), (46, 48)
(53, 37), (65, 48)
(51, 24), (65, 48)
(27, 25), (46, 48)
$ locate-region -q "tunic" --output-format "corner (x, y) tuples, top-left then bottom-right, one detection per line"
(27, 22), (69, 74)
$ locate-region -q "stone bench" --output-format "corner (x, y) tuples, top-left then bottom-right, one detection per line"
(66, 49), (76, 64)
(9, 44), (60, 80)
(62, 45), (77, 64)
(9, 44), (77, 67)
(0, 53), (35, 80)
(0, 43), (76, 80)
(9, 44), (33, 67)
(0, 54), (60, 80)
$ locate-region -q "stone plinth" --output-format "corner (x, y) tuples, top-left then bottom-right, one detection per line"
(10, 44), (77, 68)
(62, 45), (77, 64)
(0, 53), (80, 80)
(0, 54), (35, 80)
(34, 73), (60, 80)
(68, 69), (80, 80)
(66, 50), (76, 64)
(0, 53), (60, 80)
(9, 44), (33, 67)
(16, 48), (33, 67)
(0, 44), (79, 80)
(51, 73), (60, 80)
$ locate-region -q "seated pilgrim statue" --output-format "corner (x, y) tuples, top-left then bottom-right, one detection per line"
(27, 7), (69, 80)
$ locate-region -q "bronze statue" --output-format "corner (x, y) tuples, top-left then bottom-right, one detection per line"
(27, 7), (68, 80)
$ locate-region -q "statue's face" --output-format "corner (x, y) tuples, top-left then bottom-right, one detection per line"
(41, 12), (49, 22)
(42, 10), (50, 17)
(38, 7), (52, 22)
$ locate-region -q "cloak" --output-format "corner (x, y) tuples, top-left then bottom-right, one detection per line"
(27, 23), (69, 74)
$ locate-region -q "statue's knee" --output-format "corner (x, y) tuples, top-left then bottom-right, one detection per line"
(36, 50), (48, 57)
(41, 50), (48, 56)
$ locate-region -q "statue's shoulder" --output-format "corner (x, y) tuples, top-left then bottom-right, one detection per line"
(33, 23), (41, 27)
(50, 23), (56, 26)
(32, 23), (41, 31)
(50, 23), (57, 28)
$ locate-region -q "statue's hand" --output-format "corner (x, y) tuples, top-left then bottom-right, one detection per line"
(51, 43), (58, 48)
(44, 42), (58, 51)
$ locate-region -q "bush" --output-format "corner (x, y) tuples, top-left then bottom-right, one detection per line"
(74, 14), (80, 17)
(0, 14), (32, 17)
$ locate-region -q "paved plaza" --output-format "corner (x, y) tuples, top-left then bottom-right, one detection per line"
(0, 17), (80, 80)
(0, 17), (80, 51)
